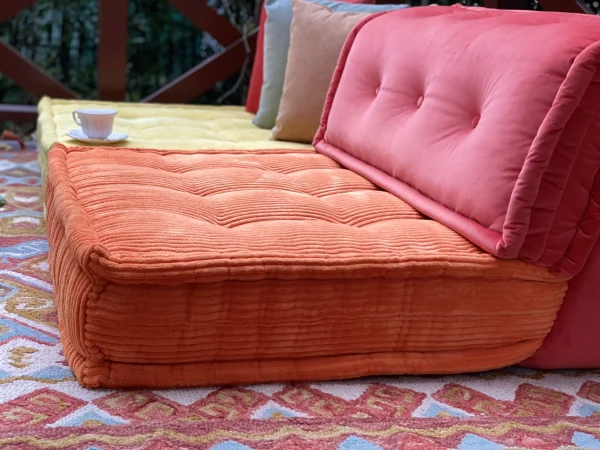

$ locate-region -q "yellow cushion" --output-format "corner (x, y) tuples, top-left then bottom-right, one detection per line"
(36, 97), (313, 186)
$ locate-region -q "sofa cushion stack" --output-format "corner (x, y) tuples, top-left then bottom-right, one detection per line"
(314, 5), (600, 369)
(41, 6), (600, 387)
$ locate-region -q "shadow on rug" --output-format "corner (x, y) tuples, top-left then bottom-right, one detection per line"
(1, 149), (599, 449)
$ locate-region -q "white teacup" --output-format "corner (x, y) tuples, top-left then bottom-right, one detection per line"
(72, 109), (117, 139)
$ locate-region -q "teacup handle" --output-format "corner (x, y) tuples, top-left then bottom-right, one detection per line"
(72, 111), (81, 126)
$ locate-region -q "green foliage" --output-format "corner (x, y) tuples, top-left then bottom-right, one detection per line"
(0, 0), (257, 106)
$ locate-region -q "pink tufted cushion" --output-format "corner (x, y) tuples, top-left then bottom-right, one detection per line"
(314, 5), (600, 276)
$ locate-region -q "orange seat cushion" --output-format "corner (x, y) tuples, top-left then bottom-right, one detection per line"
(45, 144), (567, 388)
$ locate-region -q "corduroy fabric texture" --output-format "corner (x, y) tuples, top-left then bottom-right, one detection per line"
(45, 144), (567, 388)
(36, 97), (312, 188)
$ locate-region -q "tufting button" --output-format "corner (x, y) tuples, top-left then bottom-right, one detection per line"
(472, 114), (481, 128)
(375, 86), (380, 96)
(416, 96), (424, 108)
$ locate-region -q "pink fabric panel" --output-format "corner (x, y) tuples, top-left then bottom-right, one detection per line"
(318, 141), (502, 254)
(503, 45), (600, 273)
(314, 5), (600, 276)
(525, 77), (600, 267)
(523, 237), (600, 369)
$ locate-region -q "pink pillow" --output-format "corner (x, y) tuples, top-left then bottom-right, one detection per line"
(314, 5), (600, 276)
(246, 5), (267, 114)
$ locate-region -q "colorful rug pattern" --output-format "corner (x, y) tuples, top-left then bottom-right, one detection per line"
(1, 148), (600, 449)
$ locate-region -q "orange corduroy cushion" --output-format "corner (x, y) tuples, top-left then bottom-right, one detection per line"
(45, 144), (567, 388)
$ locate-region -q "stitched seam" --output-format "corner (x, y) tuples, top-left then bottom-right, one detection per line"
(83, 276), (109, 387)
(545, 73), (600, 273)
(60, 146), (110, 271)
(553, 148), (600, 273)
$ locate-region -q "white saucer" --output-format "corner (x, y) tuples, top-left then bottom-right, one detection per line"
(67, 129), (128, 145)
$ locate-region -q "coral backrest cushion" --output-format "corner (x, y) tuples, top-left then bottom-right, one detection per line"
(314, 5), (600, 276)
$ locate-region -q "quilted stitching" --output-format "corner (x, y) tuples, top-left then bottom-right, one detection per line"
(45, 145), (567, 388)
(51, 146), (563, 282)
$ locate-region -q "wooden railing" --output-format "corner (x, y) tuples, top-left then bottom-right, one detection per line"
(0, 0), (591, 125)
(0, 0), (259, 123)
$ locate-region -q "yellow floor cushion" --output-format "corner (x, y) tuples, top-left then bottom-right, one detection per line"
(36, 97), (313, 186)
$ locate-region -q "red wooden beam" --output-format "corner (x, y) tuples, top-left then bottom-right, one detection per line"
(0, 0), (36, 23)
(0, 104), (37, 123)
(98, 0), (129, 101)
(0, 42), (76, 99)
(143, 29), (257, 104)
(167, 0), (242, 47)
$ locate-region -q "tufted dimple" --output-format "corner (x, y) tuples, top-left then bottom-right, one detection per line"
(374, 86), (380, 96)
(314, 5), (600, 274)
(47, 145), (568, 282)
(45, 143), (567, 388)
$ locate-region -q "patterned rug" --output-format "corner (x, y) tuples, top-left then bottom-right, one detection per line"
(1, 148), (600, 449)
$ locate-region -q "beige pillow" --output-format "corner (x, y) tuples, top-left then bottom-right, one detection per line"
(272, 0), (370, 143)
